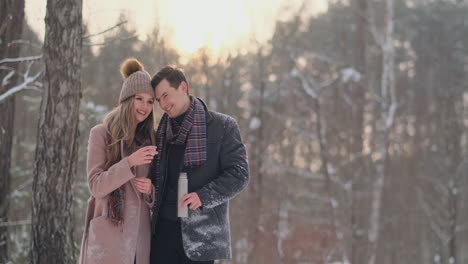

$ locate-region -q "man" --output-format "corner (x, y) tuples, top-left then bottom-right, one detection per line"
(149, 66), (249, 263)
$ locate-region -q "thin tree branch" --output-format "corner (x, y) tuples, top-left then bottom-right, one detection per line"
(10, 179), (33, 195)
(82, 20), (128, 39)
(8, 39), (42, 49)
(0, 55), (42, 65)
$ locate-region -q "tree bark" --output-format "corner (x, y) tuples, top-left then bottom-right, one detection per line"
(31, 0), (82, 263)
(0, 0), (25, 261)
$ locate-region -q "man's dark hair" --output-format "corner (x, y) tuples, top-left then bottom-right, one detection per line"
(151, 66), (188, 93)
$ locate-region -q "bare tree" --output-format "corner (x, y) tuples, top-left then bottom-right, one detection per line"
(290, 55), (348, 263)
(367, 0), (397, 262)
(31, 0), (82, 262)
(0, 0), (25, 261)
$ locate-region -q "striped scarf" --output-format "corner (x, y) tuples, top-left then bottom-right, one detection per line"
(155, 96), (207, 177)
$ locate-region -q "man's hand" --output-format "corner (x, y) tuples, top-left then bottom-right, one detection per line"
(180, 192), (202, 210)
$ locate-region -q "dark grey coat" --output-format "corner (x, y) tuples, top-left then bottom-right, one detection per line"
(150, 101), (249, 261)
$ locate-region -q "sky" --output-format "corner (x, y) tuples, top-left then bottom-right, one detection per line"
(25, 0), (327, 57)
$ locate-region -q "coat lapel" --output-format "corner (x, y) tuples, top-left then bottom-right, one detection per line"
(120, 141), (140, 201)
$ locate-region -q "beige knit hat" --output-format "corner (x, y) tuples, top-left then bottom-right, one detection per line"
(118, 58), (154, 103)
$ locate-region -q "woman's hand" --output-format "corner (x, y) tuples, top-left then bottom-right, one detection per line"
(127, 146), (158, 168)
(134, 178), (152, 195)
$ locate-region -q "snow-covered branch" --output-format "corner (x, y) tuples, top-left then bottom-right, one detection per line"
(329, 173), (353, 191)
(290, 66), (318, 98)
(0, 75), (41, 102)
(0, 62), (43, 102)
(1, 69), (15, 87)
(0, 55), (42, 65)
(290, 54), (355, 101)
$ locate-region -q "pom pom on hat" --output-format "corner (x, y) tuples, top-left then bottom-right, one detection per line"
(120, 58), (144, 79)
(118, 58), (154, 103)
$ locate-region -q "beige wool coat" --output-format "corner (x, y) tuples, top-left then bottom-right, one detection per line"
(79, 124), (155, 264)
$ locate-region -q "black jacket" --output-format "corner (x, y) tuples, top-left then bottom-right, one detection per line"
(150, 100), (249, 261)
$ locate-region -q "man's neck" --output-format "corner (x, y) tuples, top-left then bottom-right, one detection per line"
(171, 96), (191, 123)
(172, 110), (187, 125)
(180, 96), (191, 114)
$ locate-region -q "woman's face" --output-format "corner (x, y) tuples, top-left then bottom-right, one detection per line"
(133, 93), (154, 123)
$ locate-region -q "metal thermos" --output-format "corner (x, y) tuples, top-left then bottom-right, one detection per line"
(177, 172), (188, 218)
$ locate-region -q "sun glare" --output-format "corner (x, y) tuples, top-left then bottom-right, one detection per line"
(26, 0), (328, 57)
(160, 0), (253, 55)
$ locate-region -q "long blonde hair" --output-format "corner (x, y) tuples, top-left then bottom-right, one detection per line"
(103, 97), (155, 170)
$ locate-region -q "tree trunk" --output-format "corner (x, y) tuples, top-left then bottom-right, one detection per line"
(351, 0), (367, 262)
(368, 0), (395, 263)
(31, 0), (82, 263)
(249, 47), (267, 264)
(0, 0), (25, 261)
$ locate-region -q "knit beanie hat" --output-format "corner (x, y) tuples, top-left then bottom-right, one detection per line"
(118, 58), (154, 103)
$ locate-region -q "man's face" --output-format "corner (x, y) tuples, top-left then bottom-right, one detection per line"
(154, 79), (189, 118)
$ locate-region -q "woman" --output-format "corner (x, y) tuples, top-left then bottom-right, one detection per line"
(79, 58), (158, 264)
